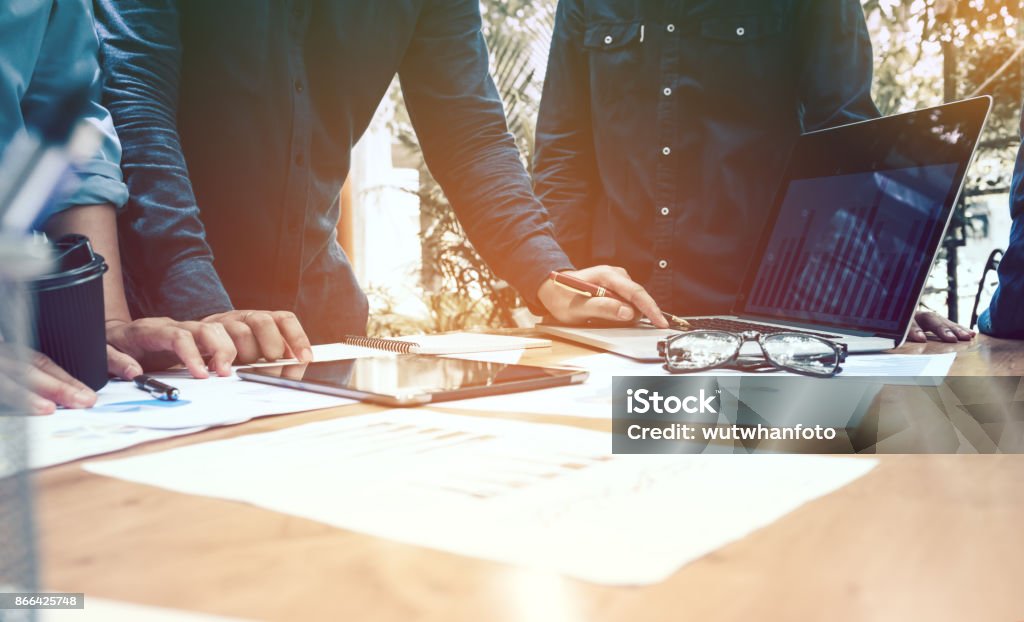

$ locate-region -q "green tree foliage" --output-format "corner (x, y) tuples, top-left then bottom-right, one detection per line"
(866, 0), (1022, 193)
(382, 1), (555, 334)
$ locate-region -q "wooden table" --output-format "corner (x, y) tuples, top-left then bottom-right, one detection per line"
(35, 336), (1024, 622)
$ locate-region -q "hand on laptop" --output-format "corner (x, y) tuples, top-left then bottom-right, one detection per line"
(202, 310), (314, 364)
(908, 311), (975, 343)
(537, 266), (669, 328)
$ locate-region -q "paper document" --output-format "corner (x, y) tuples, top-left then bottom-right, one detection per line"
(55, 373), (356, 430)
(40, 597), (252, 621)
(561, 352), (958, 378)
(310, 342), (387, 361)
(26, 413), (206, 470)
(442, 349), (525, 365)
(841, 351), (956, 377)
(440, 351), (958, 419)
(336, 332), (549, 355)
(16, 343), (379, 470)
(384, 332), (548, 354)
(312, 341), (525, 365)
(85, 411), (877, 585)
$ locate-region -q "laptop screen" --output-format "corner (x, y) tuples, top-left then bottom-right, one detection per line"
(736, 98), (990, 337)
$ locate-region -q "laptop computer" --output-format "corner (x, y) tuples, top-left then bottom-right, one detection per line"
(539, 97), (992, 360)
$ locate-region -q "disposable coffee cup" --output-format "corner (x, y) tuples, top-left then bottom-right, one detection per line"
(28, 234), (108, 391)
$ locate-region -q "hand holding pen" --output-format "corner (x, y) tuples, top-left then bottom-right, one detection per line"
(537, 266), (675, 329)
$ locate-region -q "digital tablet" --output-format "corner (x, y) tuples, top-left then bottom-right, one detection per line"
(236, 354), (589, 407)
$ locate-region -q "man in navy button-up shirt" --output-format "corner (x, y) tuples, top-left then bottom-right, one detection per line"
(980, 106), (1024, 338)
(94, 0), (668, 345)
(535, 0), (973, 342)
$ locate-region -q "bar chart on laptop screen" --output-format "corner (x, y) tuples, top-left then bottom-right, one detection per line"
(745, 164), (960, 332)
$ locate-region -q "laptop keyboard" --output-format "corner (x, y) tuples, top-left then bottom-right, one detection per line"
(683, 318), (841, 340)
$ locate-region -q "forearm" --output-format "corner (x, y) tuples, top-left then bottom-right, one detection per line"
(400, 0), (573, 304)
(42, 204), (131, 323)
(533, 0), (599, 266)
(94, 0), (233, 319)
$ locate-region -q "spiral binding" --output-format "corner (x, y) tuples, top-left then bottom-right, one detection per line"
(342, 335), (417, 354)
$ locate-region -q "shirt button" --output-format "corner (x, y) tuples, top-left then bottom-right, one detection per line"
(603, 35), (613, 45)
(736, 27), (746, 36)
(666, 24), (676, 33)
(294, 80), (304, 93)
(660, 207), (670, 216)
(662, 87), (672, 96)
(658, 260), (669, 270)
(661, 146), (671, 156)
(295, 153), (305, 166)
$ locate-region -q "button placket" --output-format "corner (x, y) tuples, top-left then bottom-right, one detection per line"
(272, 1), (312, 306)
(651, 14), (682, 307)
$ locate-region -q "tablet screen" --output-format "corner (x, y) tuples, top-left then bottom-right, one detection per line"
(241, 355), (583, 402)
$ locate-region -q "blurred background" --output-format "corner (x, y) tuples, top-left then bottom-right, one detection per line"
(340, 0), (1023, 337)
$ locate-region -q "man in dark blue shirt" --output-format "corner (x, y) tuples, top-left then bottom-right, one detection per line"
(979, 107), (1024, 338)
(534, 0), (973, 342)
(94, 0), (668, 346)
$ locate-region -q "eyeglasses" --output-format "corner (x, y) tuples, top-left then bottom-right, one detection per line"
(657, 330), (847, 378)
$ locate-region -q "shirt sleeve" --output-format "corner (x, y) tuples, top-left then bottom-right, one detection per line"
(532, 0), (600, 267)
(93, 0), (233, 320)
(796, 0), (881, 131)
(982, 117), (1024, 338)
(397, 0), (574, 311)
(21, 0), (128, 214)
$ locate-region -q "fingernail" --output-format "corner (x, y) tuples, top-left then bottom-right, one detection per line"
(301, 348), (314, 362)
(616, 306), (633, 321)
(29, 394), (55, 415)
(126, 366), (143, 379)
(71, 389), (95, 408)
(945, 330), (955, 336)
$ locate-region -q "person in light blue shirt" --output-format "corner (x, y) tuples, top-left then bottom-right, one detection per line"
(1, 0), (305, 413)
(0, 0), (127, 220)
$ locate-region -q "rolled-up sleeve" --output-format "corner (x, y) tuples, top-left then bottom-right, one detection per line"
(94, 0), (233, 320)
(398, 0), (574, 310)
(65, 110), (128, 210)
(19, 0), (128, 213)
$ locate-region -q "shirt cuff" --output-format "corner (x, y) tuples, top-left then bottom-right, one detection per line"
(502, 233), (574, 315)
(977, 307), (994, 336)
(149, 258), (234, 321)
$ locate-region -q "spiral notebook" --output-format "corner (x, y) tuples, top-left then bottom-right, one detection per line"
(341, 332), (551, 355)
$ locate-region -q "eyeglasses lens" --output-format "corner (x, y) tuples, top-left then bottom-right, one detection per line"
(665, 331), (741, 370)
(761, 333), (840, 376)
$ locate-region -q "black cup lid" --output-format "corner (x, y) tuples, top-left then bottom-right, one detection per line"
(28, 234), (107, 292)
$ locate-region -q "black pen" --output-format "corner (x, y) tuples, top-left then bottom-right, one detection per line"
(133, 375), (180, 401)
